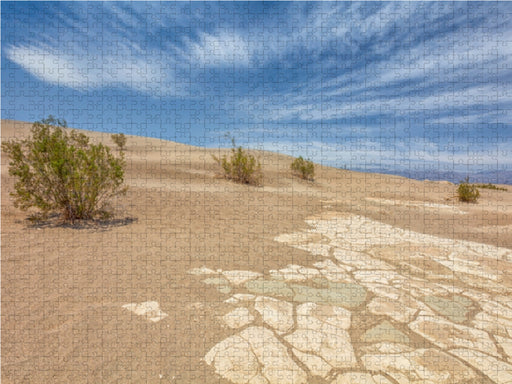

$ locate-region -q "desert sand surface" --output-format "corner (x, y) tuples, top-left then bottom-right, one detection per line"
(2, 119), (512, 383)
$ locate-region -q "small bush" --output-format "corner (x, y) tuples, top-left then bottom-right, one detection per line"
(291, 156), (315, 181)
(475, 183), (507, 191)
(2, 116), (127, 222)
(111, 133), (127, 151)
(212, 138), (262, 185)
(457, 177), (480, 203)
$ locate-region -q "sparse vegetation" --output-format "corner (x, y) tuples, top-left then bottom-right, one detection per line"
(457, 177), (480, 203)
(111, 133), (127, 151)
(212, 138), (262, 185)
(475, 183), (507, 191)
(2, 116), (127, 222)
(291, 156), (315, 181)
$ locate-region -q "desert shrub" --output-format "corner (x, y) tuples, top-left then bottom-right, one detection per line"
(212, 138), (262, 185)
(111, 133), (127, 151)
(475, 183), (507, 191)
(457, 177), (480, 203)
(2, 116), (127, 222)
(291, 156), (315, 181)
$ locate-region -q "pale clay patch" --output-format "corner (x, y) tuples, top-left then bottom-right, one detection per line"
(122, 301), (168, 322)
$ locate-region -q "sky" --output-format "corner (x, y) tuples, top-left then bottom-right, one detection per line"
(2, 1), (512, 179)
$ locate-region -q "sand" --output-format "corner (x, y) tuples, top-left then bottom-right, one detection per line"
(2, 119), (512, 383)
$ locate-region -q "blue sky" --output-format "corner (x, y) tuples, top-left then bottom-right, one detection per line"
(2, 2), (512, 177)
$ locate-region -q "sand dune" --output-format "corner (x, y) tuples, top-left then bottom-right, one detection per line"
(2, 119), (512, 383)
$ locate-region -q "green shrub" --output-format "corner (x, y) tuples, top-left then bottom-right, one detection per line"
(2, 116), (127, 222)
(291, 156), (315, 181)
(475, 183), (507, 191)
(212, 138), (262, 185)
(457, 177), (480, 203)
(111, 133), (127, 151)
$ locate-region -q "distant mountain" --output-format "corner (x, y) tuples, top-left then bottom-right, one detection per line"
(350, 168), (512, 185)
(466, 170), (512, 185)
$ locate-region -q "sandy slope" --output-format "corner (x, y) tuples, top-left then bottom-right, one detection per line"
(2, 119), (512, 383)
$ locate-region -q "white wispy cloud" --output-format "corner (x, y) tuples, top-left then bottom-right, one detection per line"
(5, 42), (176, 95)
(185, 31), (251, 67)
(106, 3), (142, 30)
(6, 44), (94, 90)
(253, 82), (511, 123)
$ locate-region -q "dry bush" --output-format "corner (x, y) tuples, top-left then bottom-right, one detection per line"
(457, 177), (480, 203)
(111, 133), (127, 151)
(2, 116), (127, 222)
(213, 138), (262, 185)
(291, 156), (315, 181)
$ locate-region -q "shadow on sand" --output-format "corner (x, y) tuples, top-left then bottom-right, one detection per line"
(23, 214), (137, 231)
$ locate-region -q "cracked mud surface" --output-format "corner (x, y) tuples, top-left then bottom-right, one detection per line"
(191, 213), (512, 384)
